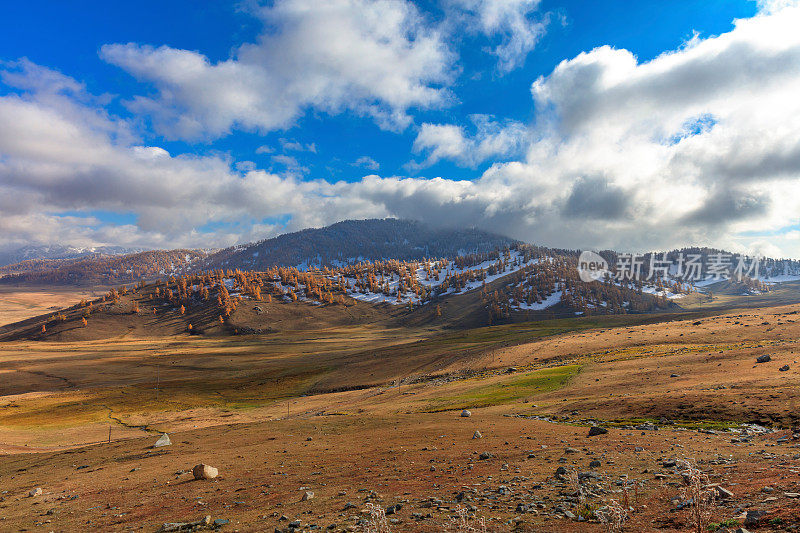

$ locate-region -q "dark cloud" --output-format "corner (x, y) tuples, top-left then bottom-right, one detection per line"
(562, 176), (631, 220)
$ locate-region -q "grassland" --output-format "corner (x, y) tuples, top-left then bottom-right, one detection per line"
(0, 285), (99, 326)
(3, 290), (800, 530)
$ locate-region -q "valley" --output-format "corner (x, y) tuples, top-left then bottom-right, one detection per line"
(3, 222), (800, 531)
(3, 299), (800, 531)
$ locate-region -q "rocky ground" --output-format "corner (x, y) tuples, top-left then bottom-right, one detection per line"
(3, 408), (800, 532)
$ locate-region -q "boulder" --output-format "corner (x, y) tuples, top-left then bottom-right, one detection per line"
(472, 430), (482, 439)
(461, 410), (472, 418)
(153, 433), (171, 448)
(780, 365), (790, 371)
(744, 509), (766, 526)
(756, 355), (771, 363)
(301, 491), (314, 501)
(588, 426), (608, 437)
(29, 487), (42, 497)
(192, 464), (219, 480)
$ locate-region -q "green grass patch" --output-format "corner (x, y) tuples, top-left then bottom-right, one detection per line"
(603, 417), (740, 431)
(423, 364), (581, 412)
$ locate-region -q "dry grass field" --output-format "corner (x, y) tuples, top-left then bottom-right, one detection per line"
(3, 297), (800, 531)
(0, 286), (99, 327)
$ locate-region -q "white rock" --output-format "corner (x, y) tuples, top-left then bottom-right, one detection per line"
(29, 487), (42, 497)
(153, 433), (171, 448)
(192, 464), (219, 480)
(461, 410), (471, 418)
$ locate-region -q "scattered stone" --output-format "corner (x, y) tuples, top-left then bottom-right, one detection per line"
(192, 464), (219, 480)
(153, 433), (172, 448)
(780, 365), (790, 371)
(28, 488), (42, 497)
(589, 460), (601, 468)
(158, 515), (211, 532)
(461, 410), (471, 418)
(472, 430), (482, 439)
(670, 373), (679, 378)
(302, 491), (315, 501)
(588, 426), (608, 437)
(478, 452), (492, 460)
(756, 355), (771, 363)
(785, 492), (800, 498)
(744, 509), (766, 526)
(761, 486), (775, 493)
(565, 447), (579, 454)
(385, 504), (402, 515)
(715, 486), (734, 499)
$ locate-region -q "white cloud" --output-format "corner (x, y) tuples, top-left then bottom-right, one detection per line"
(411, 114), (528, 168)
(255, 145), (274, 155)
(280, 139), (317, 153)
(6, 3), (800, 259)
(447, 0), (548, 72)
(353, 156), (380, 171)
(100, 0), (454, 140)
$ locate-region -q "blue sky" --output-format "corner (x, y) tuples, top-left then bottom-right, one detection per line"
(1, 0), (799, 257)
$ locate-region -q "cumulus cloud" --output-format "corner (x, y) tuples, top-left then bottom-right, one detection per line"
(100, 0), (454, 140)
(5, 3), (800, 258)
(411, 114), (528, 168)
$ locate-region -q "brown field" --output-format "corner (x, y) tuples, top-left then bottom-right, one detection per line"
(3, 291), (800, 531)
(0, 286), (100, 327)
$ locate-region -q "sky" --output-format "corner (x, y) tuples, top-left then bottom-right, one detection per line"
(1, 0), (800, 257)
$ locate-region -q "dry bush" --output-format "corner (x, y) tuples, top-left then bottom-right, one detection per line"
(595, 499), (627, 533)
(677, 459), (716, 533)
(447, 506), (487, 533)
(363, 502), (391, 533)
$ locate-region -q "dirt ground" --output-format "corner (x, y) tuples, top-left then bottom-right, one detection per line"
(3, 304), (800, 531)
(2, 409), (800, 532)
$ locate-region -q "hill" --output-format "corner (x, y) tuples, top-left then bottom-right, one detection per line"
(203, 218), (519, 270)
(0, 244), (143, 268)
(0, 250), (207, 286)
(0, 219), (516, 286)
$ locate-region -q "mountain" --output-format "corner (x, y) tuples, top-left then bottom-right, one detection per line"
(204, 219), (519, 270)
(0, 250), (207, 286)
(0, 244), (144, 268)
(0, 219), (515, 286)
